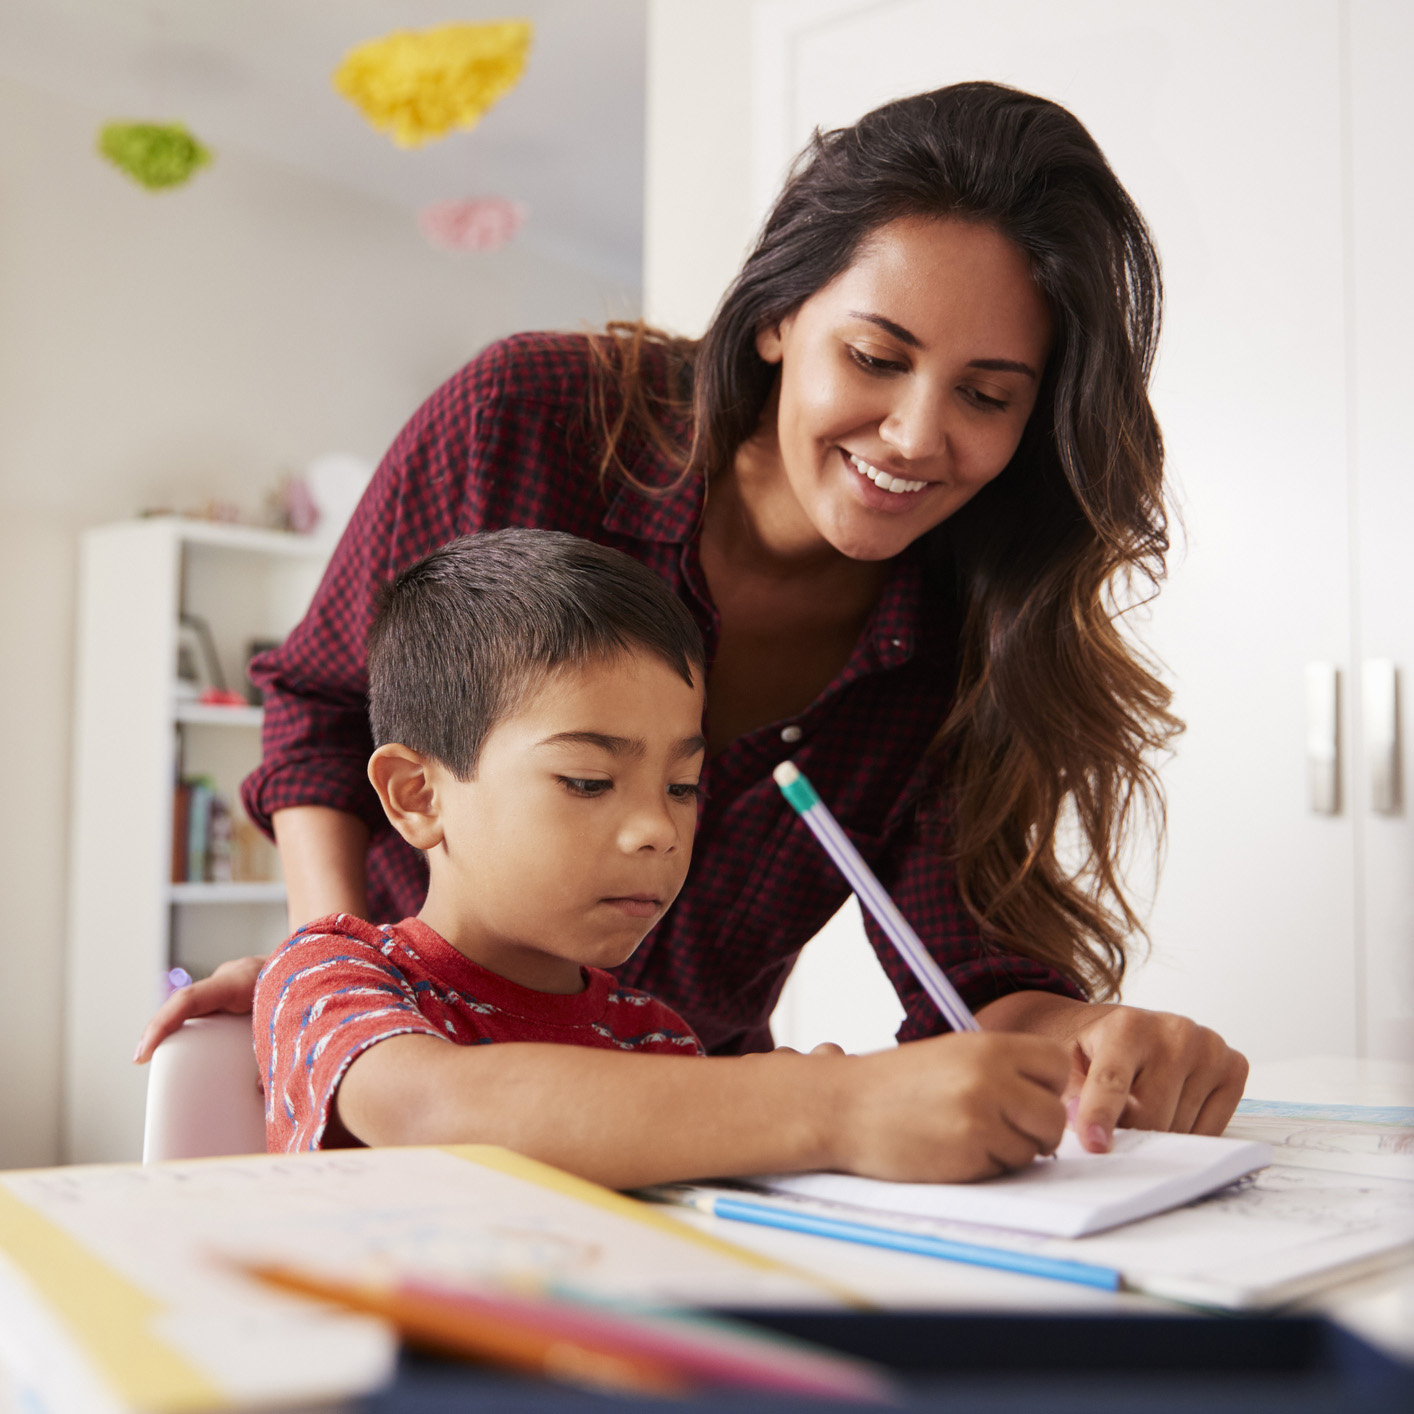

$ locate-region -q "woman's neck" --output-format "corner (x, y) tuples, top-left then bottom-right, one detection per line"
(696, 424), (891, 753)
(703, 421), (888, 605)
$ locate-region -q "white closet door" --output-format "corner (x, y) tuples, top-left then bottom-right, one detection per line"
(760, 0), (1360, 1061)
(1348, 0), (1414, 1063)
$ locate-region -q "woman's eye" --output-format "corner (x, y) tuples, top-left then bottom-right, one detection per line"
(847, 346), (906, 375)
(559, 777), (611, 797)
(963, 386), (1009, 411)
(668, 783), (701, 803)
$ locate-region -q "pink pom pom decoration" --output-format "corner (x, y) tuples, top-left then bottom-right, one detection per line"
(418, 197), (528, 252)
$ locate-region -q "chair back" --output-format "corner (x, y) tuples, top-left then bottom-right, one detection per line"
(142, 1014), (267, 1162)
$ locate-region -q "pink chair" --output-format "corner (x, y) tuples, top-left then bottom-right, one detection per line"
(142, 1014), (268, 1162)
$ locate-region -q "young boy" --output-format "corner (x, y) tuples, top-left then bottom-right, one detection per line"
(254, 529), (1070, 1187)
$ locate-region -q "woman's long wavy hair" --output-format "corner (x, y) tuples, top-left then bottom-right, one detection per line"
(588, 82), (1181, 999)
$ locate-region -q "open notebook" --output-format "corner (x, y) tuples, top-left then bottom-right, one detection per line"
(745, 1129), (1272, 1238)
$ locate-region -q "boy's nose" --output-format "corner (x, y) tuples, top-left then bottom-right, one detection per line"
(617, 797), (679, 854)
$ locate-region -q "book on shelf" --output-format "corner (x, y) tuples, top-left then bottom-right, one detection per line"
(171, 779), (260, 886)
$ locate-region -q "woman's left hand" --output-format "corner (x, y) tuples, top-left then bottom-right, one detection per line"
(976, 992), (1249, 1154)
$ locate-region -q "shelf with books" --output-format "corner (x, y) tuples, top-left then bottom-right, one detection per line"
(68, 517), (329, 1163)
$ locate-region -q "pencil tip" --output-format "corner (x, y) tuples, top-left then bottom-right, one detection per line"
(773, 760), (799, 787)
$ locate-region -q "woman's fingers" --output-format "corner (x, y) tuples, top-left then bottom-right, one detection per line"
(1186, 1051), (1250, 1135)
(132, 987), (203, 1064)
(1072, 1037), (1140, 1152)
(131, 954), (268, 1064)
(1069, 1007), (1249, 1148)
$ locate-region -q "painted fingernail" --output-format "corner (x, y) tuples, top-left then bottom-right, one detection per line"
(1087, 1124), (1111, 1152)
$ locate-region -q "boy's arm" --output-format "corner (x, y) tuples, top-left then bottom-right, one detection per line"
(335, 1029), (1071, 1190)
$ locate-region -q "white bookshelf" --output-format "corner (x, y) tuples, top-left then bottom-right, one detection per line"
(174, 701), (265, 729)
(66, 517), (328, 1163)
(167, 881), (289, 905)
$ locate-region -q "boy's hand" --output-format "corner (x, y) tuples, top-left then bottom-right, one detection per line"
(132, 954), (266, 1063)
(827, 1031), (1069, 1183)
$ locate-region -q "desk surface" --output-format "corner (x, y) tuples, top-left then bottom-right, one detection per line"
(667, 1056), (1414, 1358)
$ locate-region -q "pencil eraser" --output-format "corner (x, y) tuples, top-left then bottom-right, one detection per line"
(773, 760), (820, 814)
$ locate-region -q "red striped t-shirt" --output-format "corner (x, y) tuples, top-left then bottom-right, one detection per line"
(255, 913), (705, 1152)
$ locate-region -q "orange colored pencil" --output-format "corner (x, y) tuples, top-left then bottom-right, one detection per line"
(247, 1261), (691, 1396)
(243, 1260), (894, 1401)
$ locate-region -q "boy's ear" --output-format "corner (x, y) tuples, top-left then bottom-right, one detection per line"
(368, 744), (444, 851)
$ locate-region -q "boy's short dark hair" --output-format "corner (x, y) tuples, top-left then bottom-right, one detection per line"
(367, 529), (706, 778)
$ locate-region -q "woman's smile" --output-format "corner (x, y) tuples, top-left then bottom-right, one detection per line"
(841, 448), (937, 509)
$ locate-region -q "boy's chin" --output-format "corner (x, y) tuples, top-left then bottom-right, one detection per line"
(567, 926), (656, 972)
(576, 938), (649, 971)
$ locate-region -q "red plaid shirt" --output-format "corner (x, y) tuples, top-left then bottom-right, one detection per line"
(242, 332), (1083, 1055)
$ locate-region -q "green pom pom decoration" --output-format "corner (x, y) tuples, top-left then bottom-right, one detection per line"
(98, 122), (213, 191)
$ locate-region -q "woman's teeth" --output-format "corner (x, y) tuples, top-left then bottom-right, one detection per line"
(847, 452), (927, 495)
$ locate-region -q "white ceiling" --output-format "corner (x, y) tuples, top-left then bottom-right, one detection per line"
(0, 0), (647, 287)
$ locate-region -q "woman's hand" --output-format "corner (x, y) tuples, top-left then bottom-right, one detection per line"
(132, 954), (266, 1064)
(978, 992), (1248, 1153)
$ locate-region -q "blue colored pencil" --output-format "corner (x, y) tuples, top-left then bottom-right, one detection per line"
(773, 761), (979, 1034)
(695, 1193), (1120, 1292)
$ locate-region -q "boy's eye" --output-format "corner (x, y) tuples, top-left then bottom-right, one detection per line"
(667, 782), (701, 803)
(558, 776), (611, 797)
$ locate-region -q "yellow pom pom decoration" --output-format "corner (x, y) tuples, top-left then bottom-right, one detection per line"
(98, 122), (213, 190)
(333, 21), (534, 148)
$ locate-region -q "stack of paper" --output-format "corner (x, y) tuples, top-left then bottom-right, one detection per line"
(0, 1145), (840, 1413)
(662, 1123), (1414, 1310)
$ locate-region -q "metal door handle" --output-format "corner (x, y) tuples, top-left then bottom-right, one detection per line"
(1306, 662), (1340, 814)
(1363, 660), (1401, 814)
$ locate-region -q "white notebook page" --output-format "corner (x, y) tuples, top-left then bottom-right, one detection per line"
(749, 1129), (1272, 1237)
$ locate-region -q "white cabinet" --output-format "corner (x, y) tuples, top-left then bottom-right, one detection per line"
(65, 519), (327, 1163)
(761, 0), (1410, 1063)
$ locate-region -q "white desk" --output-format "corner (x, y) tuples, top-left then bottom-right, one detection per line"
(671, 1055), (1414, 1357)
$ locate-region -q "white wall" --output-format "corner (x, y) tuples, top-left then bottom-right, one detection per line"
(643, 0), (758, 335)
(0, 74), (637, 1168)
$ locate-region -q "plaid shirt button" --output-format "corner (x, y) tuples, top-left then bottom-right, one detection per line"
(240, 332), (1085, 1057)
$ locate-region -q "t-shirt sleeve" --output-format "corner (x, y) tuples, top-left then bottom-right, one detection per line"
(869, 812), (1086, 1043)
(253, 923), (449, 1152)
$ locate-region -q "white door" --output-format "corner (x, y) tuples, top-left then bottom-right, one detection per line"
(1348, 0), (1414, 1064)
(763, 0), (1408, 1063)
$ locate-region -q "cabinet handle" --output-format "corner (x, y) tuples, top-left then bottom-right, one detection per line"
(1305, 662), (1340, 814)
(1363, 660), (1401, 814)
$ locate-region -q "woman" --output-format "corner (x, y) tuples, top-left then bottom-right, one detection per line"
(138, 82), (1246, 1164)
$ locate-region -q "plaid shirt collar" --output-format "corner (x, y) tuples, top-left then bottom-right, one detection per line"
(602, 471), (939, 674)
